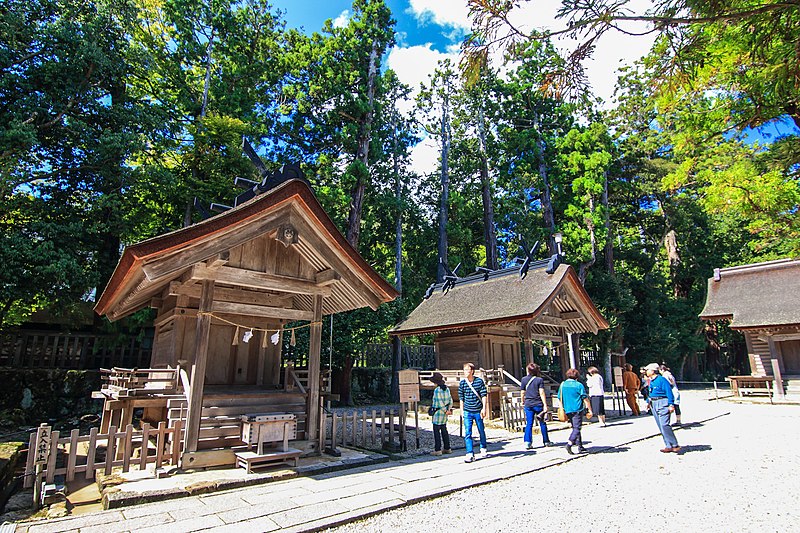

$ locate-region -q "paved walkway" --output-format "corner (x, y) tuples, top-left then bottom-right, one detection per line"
(15, 402), (716, 533)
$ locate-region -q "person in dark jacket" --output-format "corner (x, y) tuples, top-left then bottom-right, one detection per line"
(520, 363), (552, 449)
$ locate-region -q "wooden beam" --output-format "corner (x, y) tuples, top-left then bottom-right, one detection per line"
(169, 281), (293, 307)
(184, 279), (214, 455)
(210, 301), (313, 321)
(290, 215), (384, 310)
(560, 310), (582, 320)
(141, 213), (288, 281)
(315, 269), (340, 286)
(191, 264), (332, 297)
(306, 295), (323, 441)
(534, 315), (569, 327)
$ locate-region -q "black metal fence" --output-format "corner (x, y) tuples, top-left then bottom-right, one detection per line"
(354, 343), (435, 369)
(0, 329), (152, 369)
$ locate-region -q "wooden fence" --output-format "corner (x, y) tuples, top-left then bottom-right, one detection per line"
(355, 344), (435, 369)
(320, 408), (407, 454)
(1, 330), (152, 369)
(24, 421), (182, 487)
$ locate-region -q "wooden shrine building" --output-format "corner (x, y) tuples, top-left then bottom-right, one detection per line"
(390, 257), (609, 380)
(700, 258), (800, 398)
(94, 167), (398, 467)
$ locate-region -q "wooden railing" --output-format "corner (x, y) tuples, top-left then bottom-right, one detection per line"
(0, 330), (152, 369)
(418, 368), (505, 388)
(24, 421), (182, 488)
(99, 367), (180, 397)
(283, 363), (331, 395)
(320, 406), (407, 455)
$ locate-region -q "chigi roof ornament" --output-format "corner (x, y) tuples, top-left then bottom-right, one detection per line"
(193, 137), (310, 221)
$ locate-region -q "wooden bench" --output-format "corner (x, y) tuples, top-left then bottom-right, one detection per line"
(235, 448), (302, 473)
(728, 376), (773, 396)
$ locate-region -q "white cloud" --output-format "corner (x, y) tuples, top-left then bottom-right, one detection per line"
(332, 9), (350, 29)
(504, 0), (656, 105)
(410, 136), (441, 177)
(407, 0), (470, 29)
(386, 44), (458, 111)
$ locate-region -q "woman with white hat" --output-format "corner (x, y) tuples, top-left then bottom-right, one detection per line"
(644, 363), (680, 453)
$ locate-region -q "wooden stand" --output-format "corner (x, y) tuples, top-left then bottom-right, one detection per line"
(235, 414), (302, 473)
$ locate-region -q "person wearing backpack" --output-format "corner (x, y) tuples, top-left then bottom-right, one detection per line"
(520, 363), (553, 449)
(458, 362), (489, 463)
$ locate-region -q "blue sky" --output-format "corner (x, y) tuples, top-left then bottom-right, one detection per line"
(271, 0), (463, 53)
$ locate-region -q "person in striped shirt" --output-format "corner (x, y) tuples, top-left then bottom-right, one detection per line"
(458, 362), (489, 462)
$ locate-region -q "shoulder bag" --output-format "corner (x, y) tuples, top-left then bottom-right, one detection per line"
(557, 387), (568, 422)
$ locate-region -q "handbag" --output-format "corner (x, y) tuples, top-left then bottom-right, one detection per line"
(427, 405), (438, 417)
(557, 388), (568, 422)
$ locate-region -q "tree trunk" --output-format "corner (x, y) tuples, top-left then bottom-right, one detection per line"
(476, 108), (498, 270)
(392, 107), (403, 293)
(346, 42), (379, 249)
(437, 87), (451, 283)
(577, 195), (597, 285)
(532, 110), (556, 254)
(184, 35), (214, 228)
(602, 171), (614, 275)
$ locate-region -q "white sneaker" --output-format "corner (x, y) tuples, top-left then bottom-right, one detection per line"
(479, 448), (489, 459)
(464, 454), (475, 463)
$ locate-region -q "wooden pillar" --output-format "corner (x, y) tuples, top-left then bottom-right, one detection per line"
(523, 320), (533, 366)
(390, 335), (401, 403)
(307, 295), (323, 441)
(567, 332), (578, 370)
(767, 337), (786, 398)
(184, 279), (214, 454)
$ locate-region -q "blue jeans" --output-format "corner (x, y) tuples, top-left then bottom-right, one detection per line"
(650, 398), (679, 448)
(523, 405), (550, 445)
(463, 410), (487, 454)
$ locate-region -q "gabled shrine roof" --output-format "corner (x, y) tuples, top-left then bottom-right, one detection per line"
(390, 261), (608, 337)
(95, 178), (398, 320)
(700, 258), (800, 329)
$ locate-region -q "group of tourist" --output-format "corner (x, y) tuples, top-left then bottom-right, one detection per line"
(427, 360), (683, 462)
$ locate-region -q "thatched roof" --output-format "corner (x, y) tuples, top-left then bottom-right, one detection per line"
(699, 258), (800, 329)
(390, 261), (608, 337)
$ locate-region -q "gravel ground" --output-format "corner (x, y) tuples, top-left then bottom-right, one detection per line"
(326, 392), (800, 533)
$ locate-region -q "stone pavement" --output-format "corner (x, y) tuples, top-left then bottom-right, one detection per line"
(14, 402), (718, 533)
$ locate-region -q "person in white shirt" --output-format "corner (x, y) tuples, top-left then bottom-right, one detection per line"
(586, 366), (606, 426)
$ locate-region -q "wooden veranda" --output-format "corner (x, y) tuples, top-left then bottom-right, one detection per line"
(94, 168), (397, 467)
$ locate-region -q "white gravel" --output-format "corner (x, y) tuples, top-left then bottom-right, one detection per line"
(326, 392), (800, 533)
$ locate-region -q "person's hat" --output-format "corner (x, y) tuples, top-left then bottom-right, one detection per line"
(429, 372), (445, 386)
(644, 363), (660, 372)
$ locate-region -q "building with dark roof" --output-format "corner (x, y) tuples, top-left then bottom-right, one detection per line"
(391, 258), (608, 380)
(700, 258), (800, 397)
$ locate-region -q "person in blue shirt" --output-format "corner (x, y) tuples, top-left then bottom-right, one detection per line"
(644, 363), (681, 453)
(557, 368), (593, 455)
(458, 362), (488, 463)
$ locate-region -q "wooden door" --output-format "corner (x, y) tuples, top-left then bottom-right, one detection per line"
(779, 340), (800, 374)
